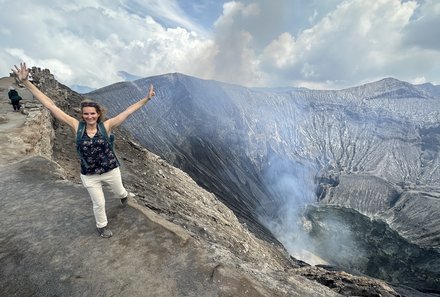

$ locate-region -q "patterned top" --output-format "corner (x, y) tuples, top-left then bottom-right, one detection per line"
(77, 127), (119, 175)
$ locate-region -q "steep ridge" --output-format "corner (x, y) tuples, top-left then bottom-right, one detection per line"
(86, 73), (440, 292)
(0, 69), (434, 296)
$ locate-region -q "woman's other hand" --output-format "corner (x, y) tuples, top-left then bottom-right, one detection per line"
(148, 84), (155, 99)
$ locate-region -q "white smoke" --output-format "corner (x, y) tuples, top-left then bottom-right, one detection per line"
(257, 155), (323, 264)
(258, 154), (364, 267)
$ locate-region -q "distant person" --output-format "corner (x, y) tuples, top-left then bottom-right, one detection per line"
(8, 86), (22, 112)
(28, 73), (34, 84)
(12, 62), (156, 238)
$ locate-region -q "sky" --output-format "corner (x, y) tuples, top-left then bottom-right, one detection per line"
(1, 0), (439, 90)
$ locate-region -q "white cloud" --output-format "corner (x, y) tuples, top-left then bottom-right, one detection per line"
(206, 0), (440, 88)
(402, 0), (440, 50)
(213, 0), (440, 88)
(1, 0), (439, 89)
(0, 0), (214, 88)
(118, 0), (210, 37)
(211, 2), (267, 86)
(262, 33), (297, 69)
(257, 0), (424, 87)
(411, 76), (427, 84)
(292, 0), (418, 83)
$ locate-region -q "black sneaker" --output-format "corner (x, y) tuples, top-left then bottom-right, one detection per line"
(97, 226), (113, 238)
(120, 192), (134, 207)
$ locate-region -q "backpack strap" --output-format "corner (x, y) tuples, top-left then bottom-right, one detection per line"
(98, 122), (118, 166)
(76, 121), (89, 168)
(98, 122), (115, 150)
(76, 121), (86, 144)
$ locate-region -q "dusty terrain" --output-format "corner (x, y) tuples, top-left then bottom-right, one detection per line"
(0, 73), (432, 297)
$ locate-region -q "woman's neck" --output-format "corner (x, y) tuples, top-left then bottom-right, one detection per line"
(86, 123), (97, 130)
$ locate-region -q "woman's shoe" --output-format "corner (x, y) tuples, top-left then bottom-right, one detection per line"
(97, 226), (113, 238)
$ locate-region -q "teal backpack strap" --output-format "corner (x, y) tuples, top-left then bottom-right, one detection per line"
(98, 122), (117, 161)
(98, 122), (115, 149)
(98, 122), (119, 166)
(76, 121), (89, 168)
(76, 121), (86, 144)
(98, 122), (108, 141)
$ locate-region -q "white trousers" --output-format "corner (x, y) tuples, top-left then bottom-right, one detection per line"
(80, 167), (128, 228)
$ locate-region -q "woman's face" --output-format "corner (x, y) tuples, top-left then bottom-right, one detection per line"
(82, 106), (100, 125)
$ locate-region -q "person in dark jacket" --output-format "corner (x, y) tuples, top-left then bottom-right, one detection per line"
(8, 87), (22, 111)
(12, 62), (156, 238)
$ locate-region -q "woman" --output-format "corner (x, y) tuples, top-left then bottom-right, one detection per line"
(12, 62), (155, 238)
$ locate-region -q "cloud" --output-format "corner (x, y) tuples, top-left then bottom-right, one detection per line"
(248, 0), (426, 88)
(281, 0), (420, 87)
(118, 0), (210, 37)
(262, 32), (297, 70)
(207, 0), (439, 89)
(1, 0), (439, 89)
(402, 0), (440, 50)
(0, 0), (214, 88)
(211, 2), (267, 86)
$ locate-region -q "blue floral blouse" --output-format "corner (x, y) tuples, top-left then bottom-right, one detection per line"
(77, 128), (119, 175)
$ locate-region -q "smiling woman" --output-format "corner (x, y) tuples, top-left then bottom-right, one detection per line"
(12, 62), (156, 239)
(80, 100), (105, 123)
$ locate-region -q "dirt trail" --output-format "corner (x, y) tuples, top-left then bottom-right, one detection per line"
(0, 77), (34, 164)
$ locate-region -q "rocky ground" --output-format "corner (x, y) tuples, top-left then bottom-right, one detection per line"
(0, 73), (434, 297)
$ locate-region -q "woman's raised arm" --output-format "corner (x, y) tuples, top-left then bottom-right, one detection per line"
(104, 84), (155, 132)
(12, 62), (78, 131)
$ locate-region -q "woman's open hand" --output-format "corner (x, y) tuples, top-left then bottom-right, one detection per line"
(11, 62), (30, 82)
(148, 84), (155, 99)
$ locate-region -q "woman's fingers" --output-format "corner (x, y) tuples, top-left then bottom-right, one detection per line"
(149, 84), (155, 97)
(11, 62), (29, 80)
